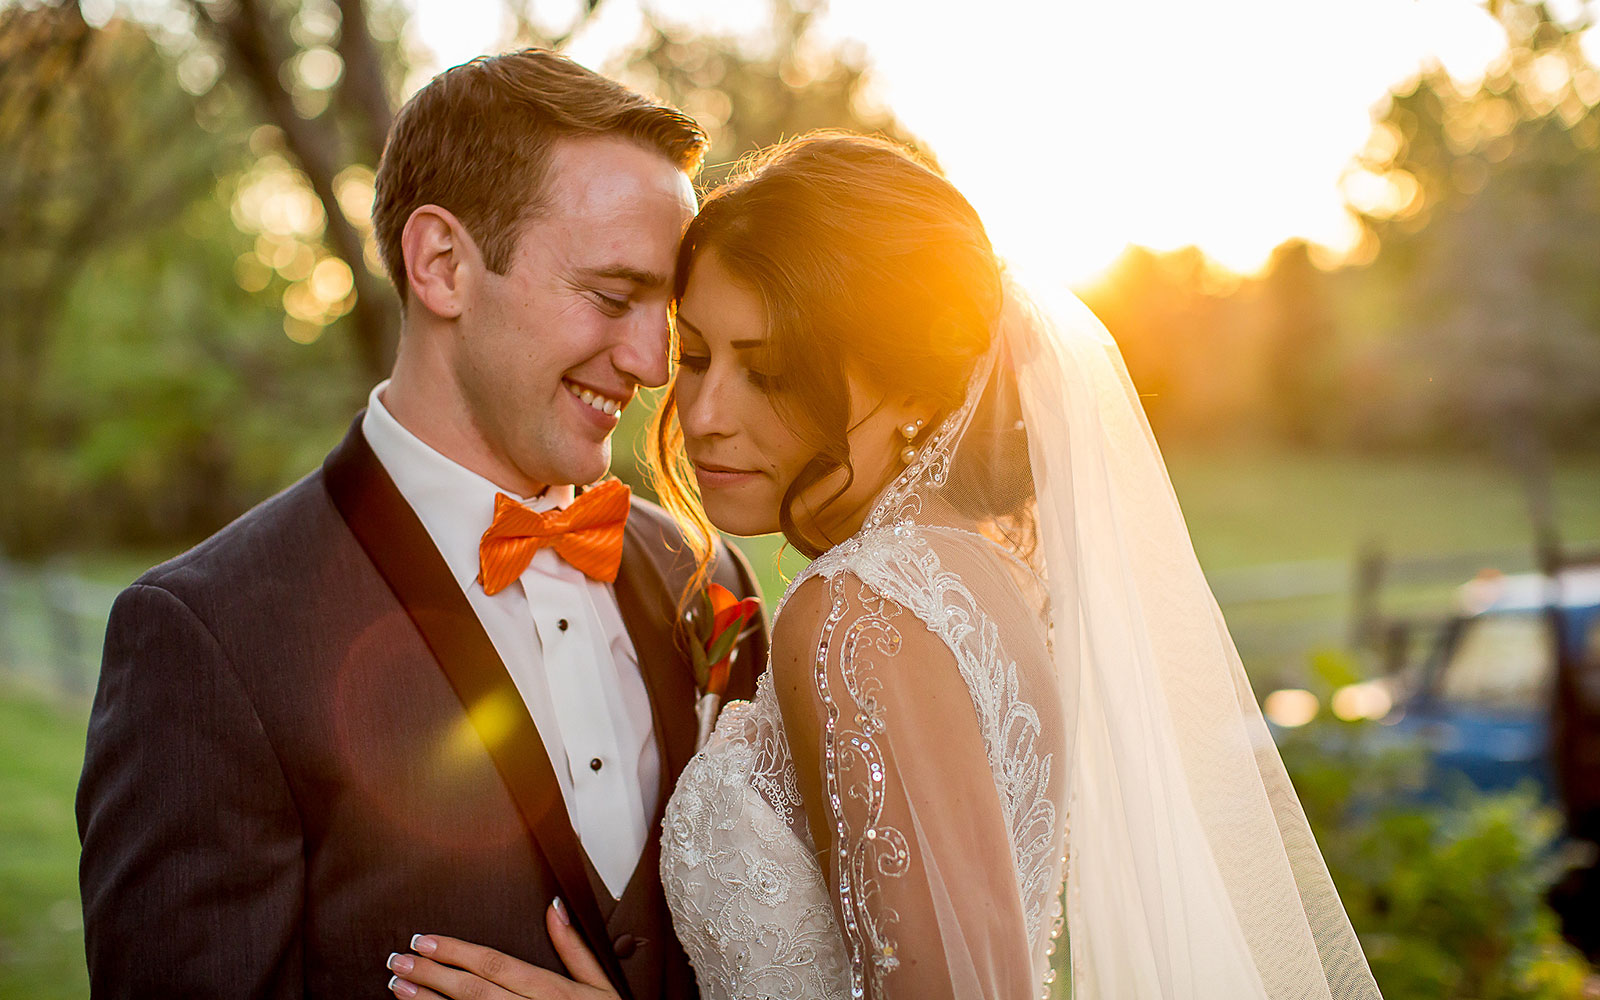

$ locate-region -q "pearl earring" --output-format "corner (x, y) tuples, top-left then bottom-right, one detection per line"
(898, 418), (925, 464)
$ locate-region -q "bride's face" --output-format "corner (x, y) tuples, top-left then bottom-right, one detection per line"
(673, 249), (912, 542)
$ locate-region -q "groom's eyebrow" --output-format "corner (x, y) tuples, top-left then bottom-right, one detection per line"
(581, 264), (669, 288)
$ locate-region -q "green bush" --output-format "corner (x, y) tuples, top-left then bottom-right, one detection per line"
(1276, 652), (1595, 1000)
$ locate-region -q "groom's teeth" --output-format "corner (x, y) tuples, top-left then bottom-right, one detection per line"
(566, 380), (621, 417)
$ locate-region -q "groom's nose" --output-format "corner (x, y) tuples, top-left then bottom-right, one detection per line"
(610, 300), (672, 390)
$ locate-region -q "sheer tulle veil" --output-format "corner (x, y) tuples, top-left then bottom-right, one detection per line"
(977, 270), (1384, 998)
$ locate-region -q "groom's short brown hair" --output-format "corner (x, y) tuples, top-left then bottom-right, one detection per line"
(372, 48), (706, 304)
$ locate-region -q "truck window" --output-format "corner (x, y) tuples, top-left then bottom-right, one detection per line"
(1438, 611), (1556, 709)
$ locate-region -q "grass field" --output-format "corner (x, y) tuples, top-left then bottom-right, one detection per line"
(0, 681), (89, 1000)
(1165, 444), (1600, 569)
(2, 443), (1598, 996)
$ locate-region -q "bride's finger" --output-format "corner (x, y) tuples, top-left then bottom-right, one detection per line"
(414, 934), (576, 995)
(545, 898), (612, 991)
(386, 976), (449, 1000)
(392, 942), (548, 1000)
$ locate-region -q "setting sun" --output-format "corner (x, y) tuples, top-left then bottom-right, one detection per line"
(408, 0), (1521, 285)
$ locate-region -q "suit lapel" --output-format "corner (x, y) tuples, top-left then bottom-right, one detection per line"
(321, 418), (632, 998)
(612, 516), (698, 789)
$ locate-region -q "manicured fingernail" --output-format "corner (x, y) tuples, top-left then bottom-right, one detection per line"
(410, 934), (437, 955)
(552, 897), (571, 926)
(386, 953), (413, 975)
(388, 975), (417, 998)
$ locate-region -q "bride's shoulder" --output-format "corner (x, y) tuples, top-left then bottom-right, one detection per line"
(768, 571), (835, 684)
(768, 562), (947, 690)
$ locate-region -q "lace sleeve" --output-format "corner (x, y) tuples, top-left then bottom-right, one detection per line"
(773, 571), (1036, 1000)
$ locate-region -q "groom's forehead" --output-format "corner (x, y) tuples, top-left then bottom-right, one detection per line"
(542, 136), (696, 211)
(524, 139), (696, 268)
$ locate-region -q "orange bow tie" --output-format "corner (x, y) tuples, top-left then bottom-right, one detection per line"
(478, 479), (630, 594)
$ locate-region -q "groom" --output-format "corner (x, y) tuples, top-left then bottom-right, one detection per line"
(76, 49), (764, 999)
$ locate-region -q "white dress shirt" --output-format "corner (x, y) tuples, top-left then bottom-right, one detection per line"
(362, 381), (659, 897)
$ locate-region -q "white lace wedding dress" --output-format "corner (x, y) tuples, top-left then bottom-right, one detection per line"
(660, 282), (1385, 1000)
(660, 504), (1068, 999)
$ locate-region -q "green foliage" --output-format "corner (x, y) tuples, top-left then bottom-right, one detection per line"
(1276, 651), (1595, 999)
(1, 13), (366, 557)
(0, 0), (916, 563)
(1344, 1), (1600, 451)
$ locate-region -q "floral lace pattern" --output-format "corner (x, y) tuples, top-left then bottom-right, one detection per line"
(661, 676), (851, 1000)
(661, 517), (1063, 999)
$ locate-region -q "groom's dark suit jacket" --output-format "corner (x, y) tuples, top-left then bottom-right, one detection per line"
(76, 417), (765, 999)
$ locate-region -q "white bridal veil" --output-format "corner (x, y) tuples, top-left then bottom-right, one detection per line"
(1000, 274), (1384, 998)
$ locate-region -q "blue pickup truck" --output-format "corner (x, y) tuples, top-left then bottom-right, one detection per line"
(1383, 567), (1600, 797)
(1272, 564), (1600, 800)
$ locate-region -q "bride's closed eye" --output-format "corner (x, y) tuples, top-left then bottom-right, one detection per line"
(674, 353), (781, 392)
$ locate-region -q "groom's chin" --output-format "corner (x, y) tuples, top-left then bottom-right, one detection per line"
(553, 441), (612, 490)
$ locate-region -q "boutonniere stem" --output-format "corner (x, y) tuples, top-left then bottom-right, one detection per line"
(686, 582), (762, 750)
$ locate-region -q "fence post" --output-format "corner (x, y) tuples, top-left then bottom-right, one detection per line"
(43, 568), (88, 697)
(0, 556), (13, 672)
(1350, 543), (1385, 652)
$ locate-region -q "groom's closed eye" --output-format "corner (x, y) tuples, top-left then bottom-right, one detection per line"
(590, 290), (632, 316)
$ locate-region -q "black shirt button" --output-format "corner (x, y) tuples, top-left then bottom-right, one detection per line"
(557, 618), (569, 631)
(589, 757), (603, 772)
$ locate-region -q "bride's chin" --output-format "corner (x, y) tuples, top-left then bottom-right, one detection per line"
(699, 498), (779, 539)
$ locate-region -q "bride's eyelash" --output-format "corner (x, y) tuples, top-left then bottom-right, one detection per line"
(674, 353), (710, 372)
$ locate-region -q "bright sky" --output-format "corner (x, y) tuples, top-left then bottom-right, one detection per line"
(403, 0), (1539, 283)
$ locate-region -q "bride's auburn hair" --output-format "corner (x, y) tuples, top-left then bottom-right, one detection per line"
(651, 131), (1030, 582)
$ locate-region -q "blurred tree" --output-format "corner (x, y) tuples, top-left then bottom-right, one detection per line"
(1259, 239), (1341, 445)
(617, 0), (917, 188)
(172, 0), (411, 377)
(2, 0), (916, 556)
(1078, 245), (1264, 441)
(0, 4), (367, 555)
(174, 0), (622, 379)
(0, 3), (232, 554)
(1345, 0), (1600, 452)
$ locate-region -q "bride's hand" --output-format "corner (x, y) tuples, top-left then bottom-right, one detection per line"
(386, 899), (620, 1000)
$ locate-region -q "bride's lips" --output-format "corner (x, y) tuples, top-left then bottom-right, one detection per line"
(691, 460), (762, 489)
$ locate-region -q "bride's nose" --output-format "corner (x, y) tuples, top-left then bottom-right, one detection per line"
(678, 368), (737, 440)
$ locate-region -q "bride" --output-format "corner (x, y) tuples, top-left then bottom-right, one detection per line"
(383, 133), (1384, 999)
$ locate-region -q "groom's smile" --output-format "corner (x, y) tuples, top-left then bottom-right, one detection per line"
(561, 377), (631, 425)
(397, 133), (697, 496)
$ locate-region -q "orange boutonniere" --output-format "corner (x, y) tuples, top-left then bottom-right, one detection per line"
(685, 582), (762, 750)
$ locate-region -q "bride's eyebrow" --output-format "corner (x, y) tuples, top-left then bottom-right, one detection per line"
(676, 315), (767, 351)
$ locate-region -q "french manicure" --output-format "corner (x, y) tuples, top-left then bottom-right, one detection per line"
(410, 933), (437, 955)
(388, 975), (418, 998)
(552, 896), (571, 926)
(386, 953), (414, 975)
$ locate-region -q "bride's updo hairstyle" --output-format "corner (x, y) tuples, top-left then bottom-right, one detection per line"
(650, 131), (1034, 573)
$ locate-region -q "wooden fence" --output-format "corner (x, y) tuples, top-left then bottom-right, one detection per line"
(1, 543), (1586, 699)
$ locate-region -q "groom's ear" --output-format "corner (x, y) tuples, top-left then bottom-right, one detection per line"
(401, 205), (477, 319)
